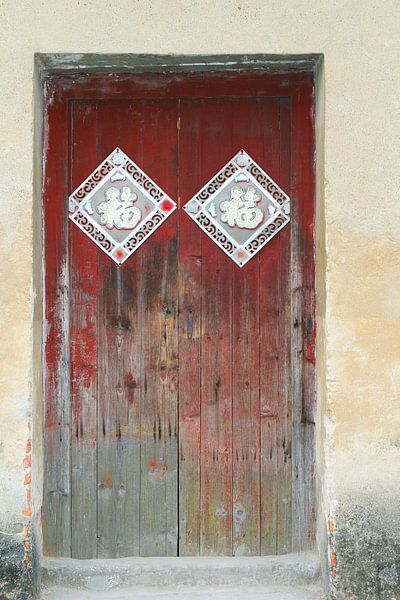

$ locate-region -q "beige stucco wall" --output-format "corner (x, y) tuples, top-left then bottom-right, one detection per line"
(0, 0), (399, 596)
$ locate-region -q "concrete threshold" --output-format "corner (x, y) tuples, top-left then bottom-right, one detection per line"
(40, 553), (321, 591)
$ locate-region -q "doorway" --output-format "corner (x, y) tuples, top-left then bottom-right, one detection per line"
(41, 64), (316, 559)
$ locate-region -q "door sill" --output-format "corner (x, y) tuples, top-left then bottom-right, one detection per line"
(40, 553), (320, 590)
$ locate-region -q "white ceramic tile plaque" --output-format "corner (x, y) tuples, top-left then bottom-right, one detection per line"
(183, 150), (290, 267)
(69, 147), (176, 265)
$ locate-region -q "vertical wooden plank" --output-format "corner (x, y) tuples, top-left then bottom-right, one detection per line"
(230, 100), (280, 557)
(194, 101), (233, 556)
(259, 233), (279, 555)
(201, 235), (233, 555)
(259, 101), (284, 556)
(139, 100), (179, 557)
(291, 82), (317, 552)
(70, 101), (98, 558)
(42, 84), (71, 556)
(178, 102), (202, 556)
(232, 257), (260, 556)
(180, 98), (284, 556)
(97, 101), (142, 557)
(276, 99), (292, 554)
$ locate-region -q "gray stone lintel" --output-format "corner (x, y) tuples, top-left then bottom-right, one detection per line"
(35, 52), (323, 77)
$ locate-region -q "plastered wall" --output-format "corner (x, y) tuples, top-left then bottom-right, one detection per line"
(0, 2), (399, 599)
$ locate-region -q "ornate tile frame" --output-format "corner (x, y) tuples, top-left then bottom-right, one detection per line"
(69, 147), (176, 265)
(183, 149), (290, 267)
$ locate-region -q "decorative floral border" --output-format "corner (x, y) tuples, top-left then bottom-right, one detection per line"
(124, 158), (165, 201)
(194, 160), (238, 205)
(247, 160), (289, 209)
(123, 210), (164, 252)
(246, 214), (287, 255)
(71, 161), (114, 203)
(71, 210), (116, 253)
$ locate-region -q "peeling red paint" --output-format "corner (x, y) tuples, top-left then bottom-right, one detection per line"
(101, 471), (112, 488)
(42, 70), (317, 557)
(22, 430), (32, 568)
(328, 514), (337, 581)
(125, 372), (138, 405)
(148, 460), (168, 479)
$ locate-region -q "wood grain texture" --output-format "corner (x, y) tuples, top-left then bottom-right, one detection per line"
(96, 101), (142, 557)
(42, 70), (316, 558)
(191, 101), (234, 555)
(276, 99), (292, 554)
(200, 236), (233, 555)
(232, 256), (260, 556)
(70, 101), (99, 558)
(139, 100), (179, 557)
(228, 99), (280, 557)
(260, 230), (280, 555)
(178, 101), (202, 556)
(257, 101), (284, 556)
(290, 83), (317, 552)
(42, 87), (71, 556)
(42, 71), (312, 104)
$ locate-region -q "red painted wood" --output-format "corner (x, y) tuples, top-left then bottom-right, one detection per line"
(178, 97), (289, 556)
(42, 87), (71, 556)
(254, 100), (286, 555)
(259, 228), (280, 555)
(229, 100), (281, 557)
(231, 246), (260, 557)
(201, 219), (234, 554)
(291, 84), (317, 551)
(96, 101), (143, 557)
(138, 100), (179, 557)
(45, 71), (311, 103)
(178, 103), (202, 556)
(184, 101), (239, 555)
(42, 69), (316, 557)
(275, 99), (292, 554)
(70, 101), (99, 558)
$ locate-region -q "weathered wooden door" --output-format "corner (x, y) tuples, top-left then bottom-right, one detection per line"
(42, 68), (316, 558)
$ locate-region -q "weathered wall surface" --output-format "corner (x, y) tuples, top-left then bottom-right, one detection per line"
(0, 1), (399, 599)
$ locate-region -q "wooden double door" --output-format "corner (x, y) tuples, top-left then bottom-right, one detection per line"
(43, 68), (316, 558)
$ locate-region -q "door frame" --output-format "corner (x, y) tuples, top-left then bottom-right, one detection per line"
(33, 53), (324, 558)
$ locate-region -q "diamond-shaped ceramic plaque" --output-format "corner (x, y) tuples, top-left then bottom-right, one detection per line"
(183, 150), (290, 267)
(69, 147), (176, 265)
